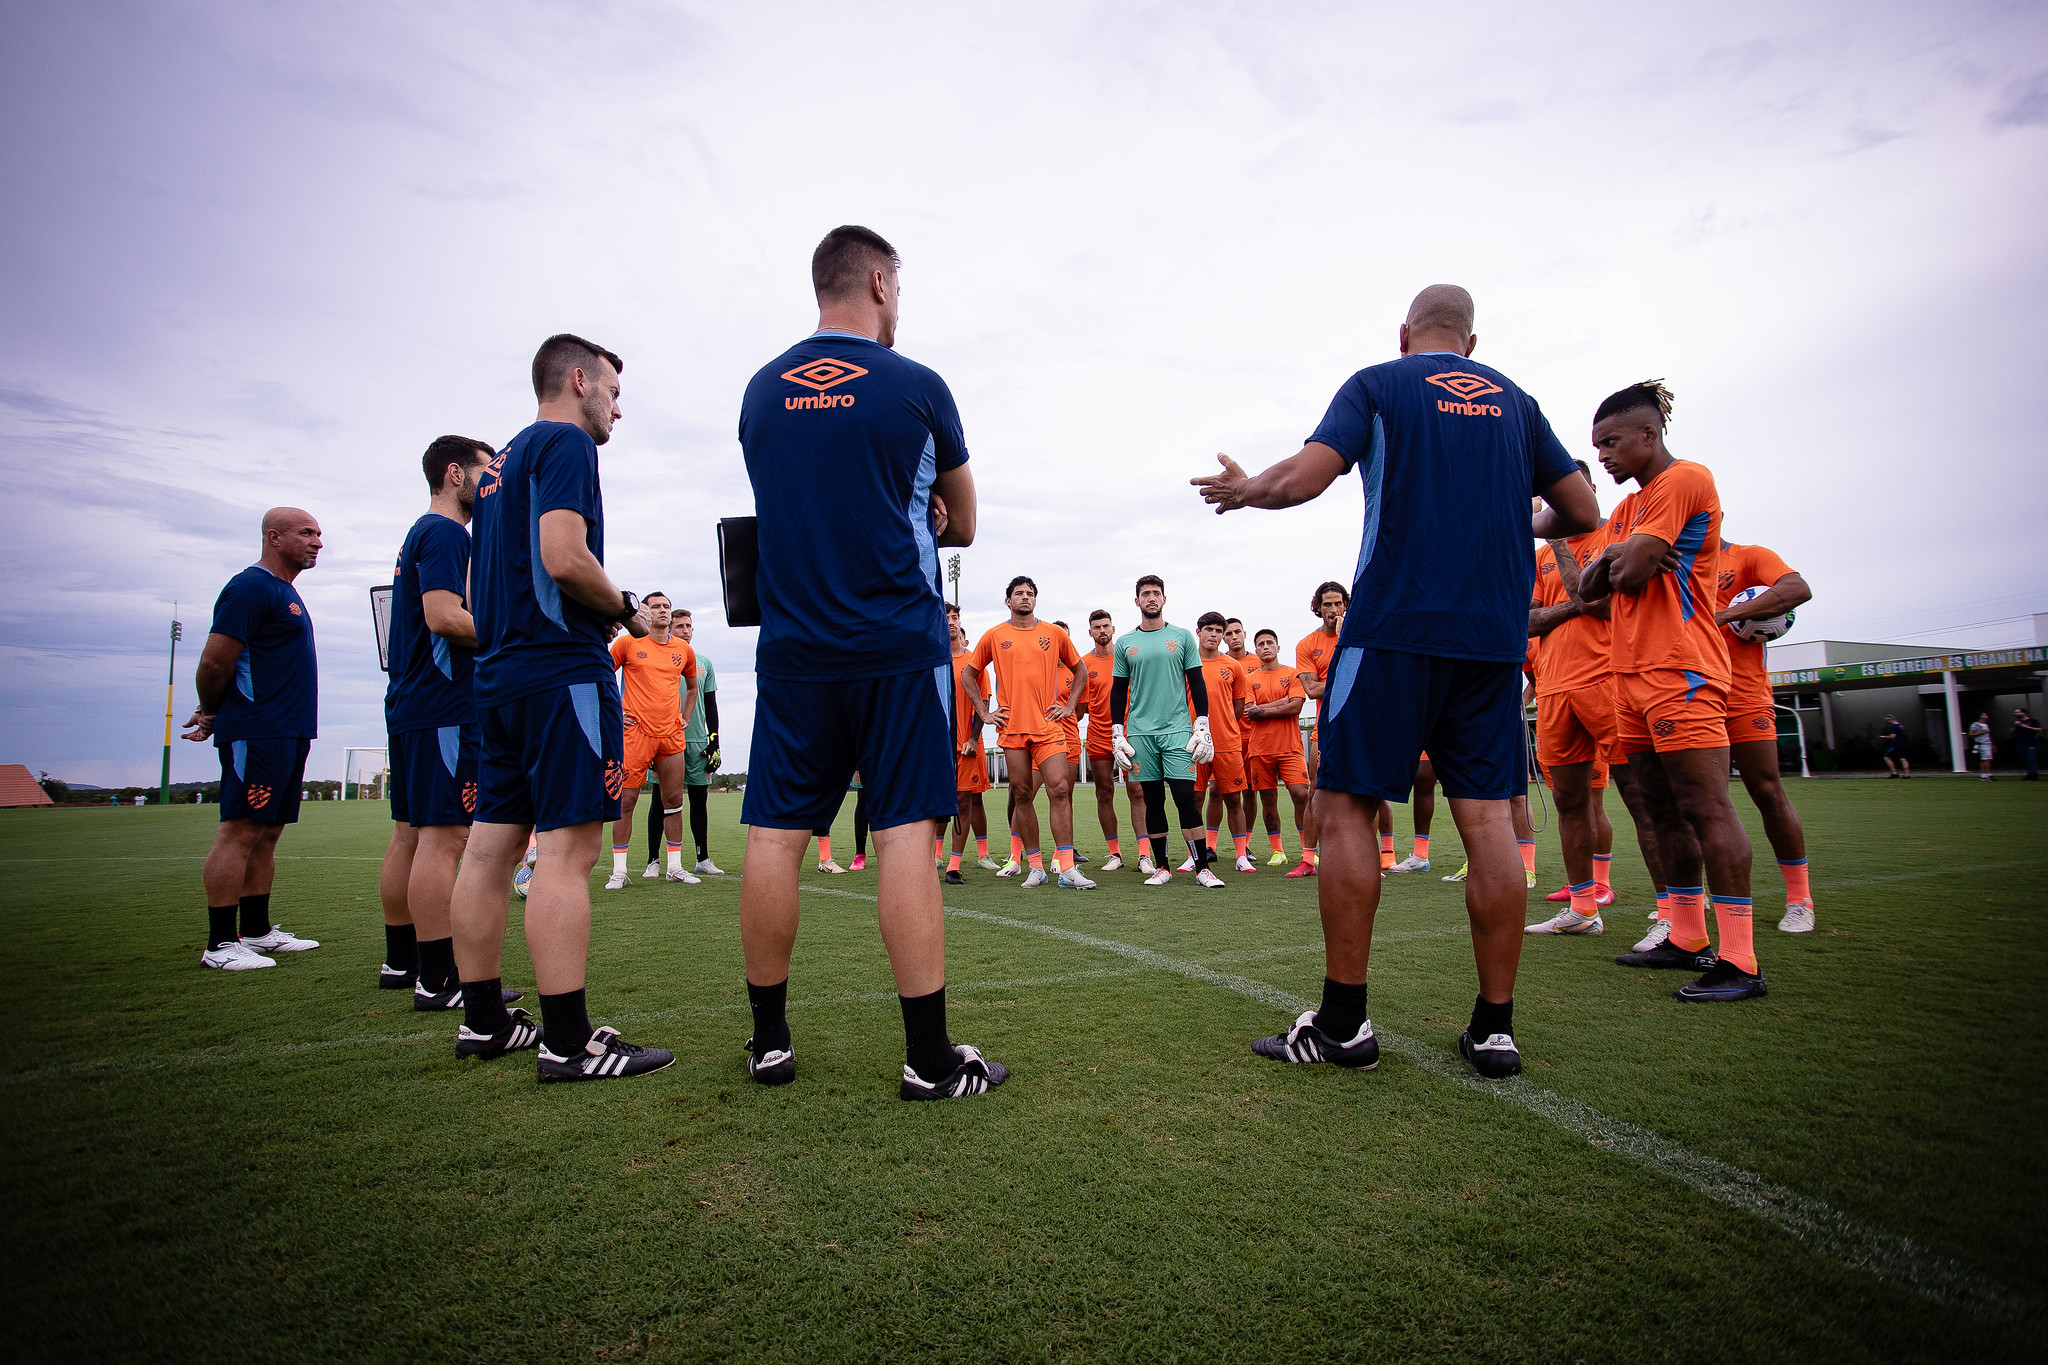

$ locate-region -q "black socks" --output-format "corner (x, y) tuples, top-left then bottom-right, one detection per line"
(238, 893), (272, 939)
(207, 905), (239, 951)
(899, 986), (955, 1081)
(417, 937), (458, 994)
(461, 978), (511, 1036)
(748, 978), (790, 1056)
(1468, 995), (1514, 1042)
(384, 923), (418, 973)
(1314, 978), (1370, 1041)
(538, 988), (592, 1058)
(689, 784), (709, 859)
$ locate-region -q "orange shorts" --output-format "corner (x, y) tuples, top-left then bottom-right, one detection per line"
(1002, 737), (1069, 772)
(1725, 708), (1778, 747)
(1615, 669), (1728, 755)
(1537, 679), (1620, 769)
(1196, 748), (1247, 794)
(956, 749), (990, 794)
(1246, 750), (1308, 790)
(1542, 759), (1610, 790)
(623, 721), (686, 781)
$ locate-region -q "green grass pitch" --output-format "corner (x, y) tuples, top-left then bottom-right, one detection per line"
(4, 778), (2042, 1362)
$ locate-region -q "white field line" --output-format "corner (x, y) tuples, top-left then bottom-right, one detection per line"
(804, 884), (2041, 1333)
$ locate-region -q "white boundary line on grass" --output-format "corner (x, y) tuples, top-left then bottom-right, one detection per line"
(804, 884), (2041, 1336)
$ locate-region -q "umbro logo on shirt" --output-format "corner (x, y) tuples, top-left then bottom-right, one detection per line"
(782, 358), (867, 410)
(1425, 372), (1504, 417)
(1000, 640), (1013, 650)
(288, 603), (303, 616)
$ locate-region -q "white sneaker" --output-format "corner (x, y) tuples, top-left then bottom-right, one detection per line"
(1144, 869), (1173, 886)
(976, 856), (1003, 871)
(523, 845), (539, 866)
(1235, 855), (1258, 873)
(817, 859), (847, 875)
(1099, 854), (1125, 872)
(642, 861), (660, 879)
(665, 867), (702, 884)
(1632, 918), (1673, 953)
(604, 871), (628, 890)
(1177, 855), (1197, 873)
(1195, 868), (1226, 889)
(1778, 902), (1816, 933)
(201, 942), (274, 970)
(996, 860), (1022, 878)
(240, 926), (318, 953)
(1524, 909), (1604, 935)
(1138, 855), (1158, 876)
(1057, 868), (1097, 890)
(696, 858), (726, 875)
(1388, 855), (1431, 874)
(1021, 867), (1050, 888)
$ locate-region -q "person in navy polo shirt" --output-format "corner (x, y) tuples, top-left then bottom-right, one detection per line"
(183, 507), (326, 971)
(445, 333), (672, 1084)
(735, 225), (1005, 1102)
(1195, 284), (1598, 1080)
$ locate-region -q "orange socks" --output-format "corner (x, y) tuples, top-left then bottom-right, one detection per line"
(1568, 880), (1598, 919)
(1009, 834), (1024, 864)
(1654, 890), (1671, 922)
(1778, 857), (1812, 906)
(946, 851), (962, 872)
(1233, 832), (1250, 859)
(1413, 836), (1430, 861)
(1106, 837), (1121, 856)
(1269, 831), (1285, 854)
(1713, 895), (1757, 973)
(1518, 841), (1536, 877)
(1667, 886), (1709, 952)
(1592, 853), (1612, 892)
(1379, 833), (1395, 869)
(1055, 846), (1074, 873)
(975, 836), (989, 860)
(1303, 844), (1317, 866)
(816, 836), (833, 862)
(933, 835), (944, 861)
(1026, 849), (1043, 870)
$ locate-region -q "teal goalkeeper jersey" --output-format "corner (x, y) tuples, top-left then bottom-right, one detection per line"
(1112, 622), (1201, 736)
(684, 656), (716, 745)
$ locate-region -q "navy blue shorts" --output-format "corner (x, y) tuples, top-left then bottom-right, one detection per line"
(742, 665), (956, 831)
(389, 724), (477, 827)
(1317, 648), (1524, 802)
(218, 737), (311, 824)
(476, 681), (624, 832)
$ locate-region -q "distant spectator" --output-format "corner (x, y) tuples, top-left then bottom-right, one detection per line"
(1968, 712), (1994, 782)
(1880, 714), (1910, 779)
(2013, 707), (2041, 782)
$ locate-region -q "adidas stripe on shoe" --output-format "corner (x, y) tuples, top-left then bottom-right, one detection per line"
(900, 1044), (1009, 1101)
(1250, 1010), (1379, 1069)
(536, 1026), (675, 1083)
(415, 982), (523, 1012)
(454, 1007), (542, 1060)
(1457, 1029), (1522, 1079)
(745, 1036), (796, 1086)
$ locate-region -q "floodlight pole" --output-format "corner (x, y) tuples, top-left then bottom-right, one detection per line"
(947, 553), (961, 609)
(160, 610), (182, 807)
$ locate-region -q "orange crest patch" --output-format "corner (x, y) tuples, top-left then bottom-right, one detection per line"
(288, 603), (303, 616)
(246, 784), (272, 809)
(461, 782), (477, 812)
(604, 761), (625, 798)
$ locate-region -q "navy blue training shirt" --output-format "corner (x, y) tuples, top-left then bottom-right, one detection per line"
(738, 331), (967, 681)
(1307, 352), (1576, 663)
(470, 420), (613, 708)
(384, 512), (475, 732)
(209, 565), (318, 741)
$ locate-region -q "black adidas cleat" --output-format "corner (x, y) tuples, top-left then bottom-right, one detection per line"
(1251, 1010), (1380, 1069)
(415, 982), (523, 1012)
(1614, 939), (1718, 970)
(900, 1044), (1008, 1100)
(1457, 1029), (1522, 1079)
(745, 1035), (795, 1086)
(943, 869), (966, 885)
(454, 1007), (542, 1060)
(1675, 959), (1769, 1003)
(537, 1026), (675, 1083)
(379, 963), (417, 990)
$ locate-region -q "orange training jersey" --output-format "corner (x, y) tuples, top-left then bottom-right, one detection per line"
(970, 619), (1083, 746)
(1717, 541), (1795, 711)
(1244, 662), (1304, 758)
(611, 633), (696, 732)
(1604, 460), (1729, 683)
(1079, 648), (1116, 749)
(1052, 638), (1082, 752)
(1199, 654), (1252, 748)
(953, 647), (985, 754)
(1531, 524), (1613, 697)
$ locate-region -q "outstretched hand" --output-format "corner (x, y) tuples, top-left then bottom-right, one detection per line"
(1191, 454), (1250, 514)
(180, 707), (214, 742)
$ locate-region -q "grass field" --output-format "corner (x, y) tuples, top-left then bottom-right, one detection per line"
(5, 777), (2043, 1362)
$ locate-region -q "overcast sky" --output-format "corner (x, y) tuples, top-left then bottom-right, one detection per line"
(2, 1), (2044, 787)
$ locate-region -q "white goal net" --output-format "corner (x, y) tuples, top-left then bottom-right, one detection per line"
(342, 747), (389, 800)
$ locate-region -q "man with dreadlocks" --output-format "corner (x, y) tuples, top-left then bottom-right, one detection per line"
(1577, 381), (1765, 1002)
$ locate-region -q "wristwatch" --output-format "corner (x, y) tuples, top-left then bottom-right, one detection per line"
(617, 590), (640, 622)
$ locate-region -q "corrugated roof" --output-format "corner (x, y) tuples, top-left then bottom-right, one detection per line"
(0, 764), (55, 807)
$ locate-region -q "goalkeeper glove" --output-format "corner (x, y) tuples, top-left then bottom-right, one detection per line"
(1111, 724), (1137, 775)
(703, 732), (720, 773)
(1186, 715), (1214, 764)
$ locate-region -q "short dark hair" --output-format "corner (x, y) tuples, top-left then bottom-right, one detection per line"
(644, 592), (671, 606)
(422, 435), (493, 492)
(1224, 617), (1243, 628)
(1006, 575), (1037, 598)
(946, 601), (960, 615)
(674, 607), (691, 618)
(1254, 628), (1278, 644)
(1054, 620), (1069, 632)
(532, 333), (623, 402)
(1196, 611), (1227, 630)
(1312, 581), (1350, 613)
(812, 225), (899, 301)
(1135, 574), (1165, 595)
(1573, 458), (1594, 481)
(1088, 609), (1111, 624)
(1594, 379), (1674, 430)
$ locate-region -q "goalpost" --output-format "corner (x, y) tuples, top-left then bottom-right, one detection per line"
(342, 747), (389, 801)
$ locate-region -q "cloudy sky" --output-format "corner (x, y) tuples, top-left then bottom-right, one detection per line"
(2, 1), (2044, 787)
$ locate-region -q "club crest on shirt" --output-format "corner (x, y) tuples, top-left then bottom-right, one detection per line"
(1164, 640), (1179, 655)
(1000, 640), (1013, 650)
(288, 603), (303, 616)
(1037, 637), (1050, 651)
(1719, 569), (1737, 590)
(670, 653), (684, 667)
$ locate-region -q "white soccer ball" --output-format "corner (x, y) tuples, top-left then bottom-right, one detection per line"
(512, 863), (533, 899)
(1726, 586), (1794, 643)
